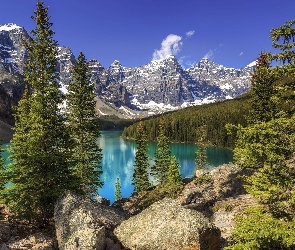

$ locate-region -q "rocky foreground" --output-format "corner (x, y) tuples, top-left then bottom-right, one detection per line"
(0, 164), (258, 249)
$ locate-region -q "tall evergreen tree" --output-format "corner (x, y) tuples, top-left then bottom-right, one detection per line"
(1, 86), (32, 205)
(133, 120), (150, 193)
(225, 20), (295, 249)
(195, 145), (209, 170)
(165, 155), (183, 198)
(115, 177), (122, 201)
(2, 1), (74, 225)
(248, 53), (278, 124)
(66, 52), (102, 196)
(195, 124), (209, 170)
(151, 117), (172, 185)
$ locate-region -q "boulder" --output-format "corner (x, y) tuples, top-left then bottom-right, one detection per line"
(54, 192), (127, 250)
(95, 196), (110, 206)
(179, 164), (253, 217)
(211, 194), (259, 248)
(114, 198), (220, 250)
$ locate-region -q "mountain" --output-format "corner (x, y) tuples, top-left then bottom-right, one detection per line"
(88, 55), (255, 116)
(0, 23), (255, 122)
(0, 23), (29, 75)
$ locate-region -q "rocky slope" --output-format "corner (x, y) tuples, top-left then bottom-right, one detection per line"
(0, 164), (258, 249)
(0, 23), (255, 125)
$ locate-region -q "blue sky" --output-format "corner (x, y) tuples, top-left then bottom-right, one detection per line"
(1, 0), (294, 69)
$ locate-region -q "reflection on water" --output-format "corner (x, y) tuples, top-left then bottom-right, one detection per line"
(97, 131), (233, 203)
(1, 130), (233, 204)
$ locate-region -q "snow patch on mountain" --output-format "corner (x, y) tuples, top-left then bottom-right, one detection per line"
(0, 23), (256, 118)
(0, 23), (22, 31)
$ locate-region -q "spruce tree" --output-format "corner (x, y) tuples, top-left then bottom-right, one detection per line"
(115, 177), (122, 201)
(225, 20), (295, 249)
(195, 124), (209, 170)
(248, 53), (277, 124)
(2, 1), (75, 225)
(1, 86), (32, 205)
(133, 120), (150, 193)
(66, 52), (102, 196)
(165, 155), (183, 198)
(195, 145), (209, 170)
(151, 117), (172, 185)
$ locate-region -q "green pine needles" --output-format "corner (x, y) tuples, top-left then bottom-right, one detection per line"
(115, 177), (122, 201)
(195, 145), (209, 170)
(165, 155), (183, 198)
(151, 117), (172, 185)
(151, 117), (183, 196)
(133, 120), (150, 193)
(225, 20), (295, 249)
(4, 1), (74, 225)
(66, 52), (103, 196)
(0, 1), (103, 225)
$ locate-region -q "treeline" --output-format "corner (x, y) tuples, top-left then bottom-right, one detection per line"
(122, 93), (251, 149)
(97, 115), (136, 130)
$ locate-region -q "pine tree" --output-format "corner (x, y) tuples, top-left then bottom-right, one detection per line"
(195, 145), (209, 170)
(133, 120), (150, 193)
(195, 123), (209, 170)
(2, 1), (75, 225)
(248, 53), (278, 124)
(66, 52), (102, 196)
(151, 117), (172, 185)
(165, 155), (183, 198)
(1, 86), (32, 205)
(225, 20), (295, 249)
(115, 177), (122, 201)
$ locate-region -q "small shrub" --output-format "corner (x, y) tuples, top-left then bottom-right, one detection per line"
(194, 175), (212, 186)
(224, 204), (234, 212)
(212, 206), (220, 212)
(225, 206), (295, 250)
(138, 185), (167, 209)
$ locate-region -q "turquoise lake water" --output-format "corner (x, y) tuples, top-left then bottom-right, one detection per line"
(2, 130), (233, 203)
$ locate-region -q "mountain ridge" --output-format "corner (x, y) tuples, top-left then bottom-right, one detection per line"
(0, 23), (255, 119)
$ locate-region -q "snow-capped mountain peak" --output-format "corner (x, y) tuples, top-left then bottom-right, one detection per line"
(247, 61), (257, 67)
(0, 23), (22, 31)
(0, 23), (256, 118)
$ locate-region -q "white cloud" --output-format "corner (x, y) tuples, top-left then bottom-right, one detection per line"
(186, 30), (195, 38)
(239, 52), (244, 56)
(204, 49), (214, 60)
(203, 44), (224, 60)
(178, 56), (186, 65)
(153, 34), (182, 60)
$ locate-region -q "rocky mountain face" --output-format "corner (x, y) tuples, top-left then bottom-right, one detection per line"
(83, 54), (255, 116)
(0, 23), (255, 121)
(0, 24), (28, 141)
(0, 23), (28, 75)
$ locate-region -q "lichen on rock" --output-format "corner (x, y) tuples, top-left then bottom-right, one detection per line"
(114, 198), (220, 250)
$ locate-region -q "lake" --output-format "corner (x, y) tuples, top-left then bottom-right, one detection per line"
(2, 130), (233, 203)
(98, 131), (232, 203)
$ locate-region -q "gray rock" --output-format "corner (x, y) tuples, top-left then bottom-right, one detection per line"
(114, 198), (220, 250)
(63, 227), (105, 250)
(179, 164), (253, 218)
(212, 194), (259, 248)
(54, 192), (127, 250)
(195, 168), (209, 178)
(95, 196), (110, 206)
